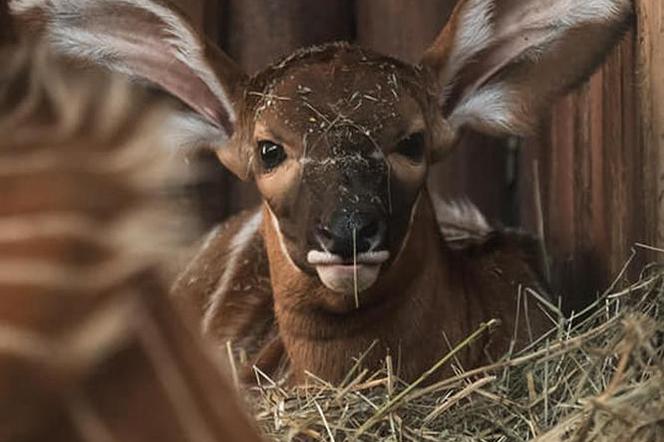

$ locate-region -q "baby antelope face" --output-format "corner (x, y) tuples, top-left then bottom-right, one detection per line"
(14, 0), (631, 305)
(235, 44), (446, 298)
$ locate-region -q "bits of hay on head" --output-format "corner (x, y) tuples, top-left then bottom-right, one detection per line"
(248, 254), (664, 441)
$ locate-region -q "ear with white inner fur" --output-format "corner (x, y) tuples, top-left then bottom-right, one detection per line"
(10, 0), (251, 178)
(422, 0), (632, 151)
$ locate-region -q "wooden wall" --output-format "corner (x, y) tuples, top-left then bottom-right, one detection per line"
(191, 0), (661, 311)
(636, 0), (664, 251)
(518, 2), (663, 310)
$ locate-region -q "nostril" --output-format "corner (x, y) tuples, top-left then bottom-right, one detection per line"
(316, 224), (334, 241)
(315, 224), (336, 253)
(358, 220), (379, 241)
(318, 212), (386, 258)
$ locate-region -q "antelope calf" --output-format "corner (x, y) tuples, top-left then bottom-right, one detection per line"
(14, 0), (632, 384)
(0, 16), (263, 441)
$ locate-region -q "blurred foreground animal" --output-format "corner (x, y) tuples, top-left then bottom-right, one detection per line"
(11, 0), (633, 385)
(0, 16), (263, 442)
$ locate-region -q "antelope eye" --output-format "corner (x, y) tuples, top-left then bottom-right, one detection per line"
(258, 140), (286, 171)
(395, 132), (425, 163)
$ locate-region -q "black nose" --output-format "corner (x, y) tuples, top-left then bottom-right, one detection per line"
(316, 210), (387, 258)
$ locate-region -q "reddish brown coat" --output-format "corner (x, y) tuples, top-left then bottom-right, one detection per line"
(0, 40), (263, 442)
(173, 192), (551, 385)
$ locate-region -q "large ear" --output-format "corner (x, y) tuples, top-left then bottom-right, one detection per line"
(10, 0), (251, 179)
(422, 0), (632, 147)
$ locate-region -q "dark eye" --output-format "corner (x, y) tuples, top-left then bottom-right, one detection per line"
(258, 140), (286, 171)
(395, 132), (425, 162)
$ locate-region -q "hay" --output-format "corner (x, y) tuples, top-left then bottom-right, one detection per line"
(249, 257), (664, 441)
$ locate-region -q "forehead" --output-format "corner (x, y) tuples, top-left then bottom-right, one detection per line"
(247, 45), (430, 144)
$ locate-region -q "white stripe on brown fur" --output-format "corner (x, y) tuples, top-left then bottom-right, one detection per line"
(0, 214), (101, 241)
(173, 223), (223, 288)
(266, 204), (301, 272)
(0, 258), (154, 290)
(392, 191), (422, 264)
(17, 0), (630, 387)
(0, 35), (262, 441)
(432, 196), (493, 242)
(164, 0), (626, 385)
(202, 208), (263, 335)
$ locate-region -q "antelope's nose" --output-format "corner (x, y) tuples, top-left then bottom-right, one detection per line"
(316, 211), (387, 259)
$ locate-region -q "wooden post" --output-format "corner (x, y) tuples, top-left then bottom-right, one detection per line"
(355, 0), (453, 63)
(518, 1), (664, 311)
(221, 0), (353, 74)
(636, 0), (664, 251)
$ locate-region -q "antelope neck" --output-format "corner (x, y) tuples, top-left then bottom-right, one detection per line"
(262, 193), (474, 384)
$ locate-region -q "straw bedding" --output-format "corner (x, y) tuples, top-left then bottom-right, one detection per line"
(249, 253), (664, 441)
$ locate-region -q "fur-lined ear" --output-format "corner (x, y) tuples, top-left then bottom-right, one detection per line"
(10, 0), (251, 178)
(422, 0), (632, 144)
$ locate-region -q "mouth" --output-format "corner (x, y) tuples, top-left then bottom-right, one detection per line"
(307, 250), (390, 266)
(307, 250), (390, 294)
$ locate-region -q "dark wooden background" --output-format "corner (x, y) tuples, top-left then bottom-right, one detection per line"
(187, 0), (663, 312)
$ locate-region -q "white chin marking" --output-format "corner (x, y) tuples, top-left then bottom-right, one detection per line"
(315, 264), (382, 294)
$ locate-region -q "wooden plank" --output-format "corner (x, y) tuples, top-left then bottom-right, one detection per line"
(222, 0), (354, 74)
(517, 23), (661, 312)
(636, 0), (664, 250)
(355, 0), (454, 63)
(513, 0), (662, 311)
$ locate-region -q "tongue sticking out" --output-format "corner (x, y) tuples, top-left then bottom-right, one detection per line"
(307, 250), (390, 295)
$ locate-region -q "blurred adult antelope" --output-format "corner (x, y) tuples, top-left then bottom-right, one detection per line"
(0, 9), (263, 441)
(12, 0), (632, 384)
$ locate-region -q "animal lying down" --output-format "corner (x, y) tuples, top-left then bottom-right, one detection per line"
(172, 196), (551, 384)
(13, 0), (631, 384)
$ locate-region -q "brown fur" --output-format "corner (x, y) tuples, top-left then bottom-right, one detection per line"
(0, 40), (262, 441)
(174, 192), (551, 385)
(169, 0), (630, 385)
(13, 0), (630, 387)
